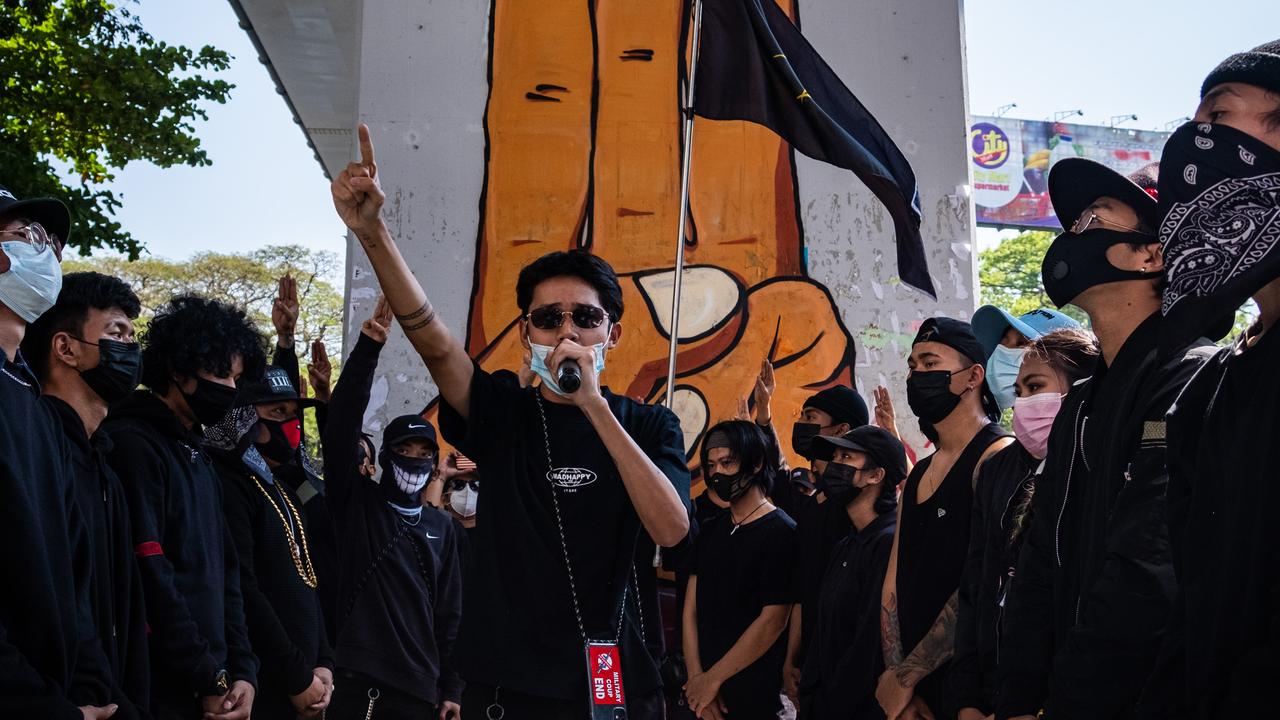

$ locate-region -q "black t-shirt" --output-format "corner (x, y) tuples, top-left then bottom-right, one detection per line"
(791, 491), (854, 659)
(439, 366), (690, 700)
(692, 508), (798, 716)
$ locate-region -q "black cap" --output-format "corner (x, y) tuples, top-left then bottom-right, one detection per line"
(912, 317), (1001, 420)
(803, 386), (869, 429)
(810, 426), (909, 484)
(383, 414), (439, 450)
(1202, 39), (1280, 98)
(0, 185), (71, 245)
(235, 366), (320, 408)
(1048, 158), (1161, 234)
(788, 468), (815, 491)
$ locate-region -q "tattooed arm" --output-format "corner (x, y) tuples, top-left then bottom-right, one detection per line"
(896, 591), (959, 687)
(877, 504), (912, 718)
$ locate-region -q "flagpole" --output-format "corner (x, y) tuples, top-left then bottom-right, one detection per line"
(664, 0), (705, 411)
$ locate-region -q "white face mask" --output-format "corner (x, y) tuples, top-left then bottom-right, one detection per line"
(0, 240), (62, 323)
(528, 342), (607, 396)
(449, 483), (479, 518)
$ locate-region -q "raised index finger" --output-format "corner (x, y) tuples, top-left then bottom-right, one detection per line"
(357, 123), (377, 172)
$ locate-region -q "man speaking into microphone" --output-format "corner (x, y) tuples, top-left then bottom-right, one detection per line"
(331, 125), (691, 720)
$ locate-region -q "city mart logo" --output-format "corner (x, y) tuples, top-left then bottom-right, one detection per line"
(970, 122), (1011, 169)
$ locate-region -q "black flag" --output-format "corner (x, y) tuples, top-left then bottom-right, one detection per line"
(693, 0), (935, 298)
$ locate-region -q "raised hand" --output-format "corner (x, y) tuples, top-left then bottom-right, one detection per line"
(874, 385), (901, 441)
(734, 395), (751, 422)
(331, 123), (385, 239)
(361, 295), (392, 344)
(753, 359), (776, 425)
(272, 274), (300, 347)
(307, 339), (332, 402)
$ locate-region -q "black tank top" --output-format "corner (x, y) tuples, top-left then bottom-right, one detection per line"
(898, 423), (1009, 652)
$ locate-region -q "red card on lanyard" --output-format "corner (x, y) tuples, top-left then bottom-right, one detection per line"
(586, 641), (627, 719)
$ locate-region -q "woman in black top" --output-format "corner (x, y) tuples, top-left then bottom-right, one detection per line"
(210, 367), (335, 719)
(683, 420), (797, 720)
(954, 329), (1099, 720)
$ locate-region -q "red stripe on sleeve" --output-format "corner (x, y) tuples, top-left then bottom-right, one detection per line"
(134, 541), (163, 558)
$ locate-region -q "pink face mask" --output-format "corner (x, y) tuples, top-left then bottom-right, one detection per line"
(1012, 392), (1064, 459)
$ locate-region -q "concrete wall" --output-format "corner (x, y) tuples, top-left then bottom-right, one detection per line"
(343, 0), (974, 461)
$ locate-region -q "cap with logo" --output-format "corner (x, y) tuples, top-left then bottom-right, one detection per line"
(912, 316), (1001, 421)
(971, 305), (1081, 359)
(383, 414), (439, 450)
(235, 366), (320, 408)
(0, 185), (71, 245)
(809, 425), (909, 485)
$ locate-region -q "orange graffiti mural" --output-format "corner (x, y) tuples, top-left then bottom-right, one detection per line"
(433, 0), (859, 488)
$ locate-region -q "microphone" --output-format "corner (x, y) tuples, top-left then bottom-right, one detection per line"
(558, 359), (582, 393)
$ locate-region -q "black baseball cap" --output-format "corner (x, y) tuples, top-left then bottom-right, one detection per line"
(803, 385), (869, 429)
(912, 317), (1001, 421)
(235, 366), (320, 409)
(0, 185), (71, 245)
(1048, 159), (1160, 234)
(383, 414), (439, 450)
(810, 426), (909, 484)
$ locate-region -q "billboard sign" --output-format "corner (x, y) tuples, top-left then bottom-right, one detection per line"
(969, 115), (1170, 230)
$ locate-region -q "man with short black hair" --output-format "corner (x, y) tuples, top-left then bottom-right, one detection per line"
(1138, 39), (1280, 719)
(23, 271), (150, 718)
(0, 185), (118, 720)
(331, 126), (690, 718)
(105, 295), (264, 720)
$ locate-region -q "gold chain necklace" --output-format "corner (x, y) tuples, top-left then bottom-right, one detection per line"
(250, 476), (318, 588)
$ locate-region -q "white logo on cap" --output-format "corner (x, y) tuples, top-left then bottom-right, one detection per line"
(0, 190), (15, 201)
(409, 423), (427, 429)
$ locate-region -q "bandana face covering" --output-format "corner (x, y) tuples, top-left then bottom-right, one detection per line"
(378, 448), (434, 509)
(1159, 121), (1280, 352)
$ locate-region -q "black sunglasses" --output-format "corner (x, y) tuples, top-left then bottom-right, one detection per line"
(526, 304), (609, 331)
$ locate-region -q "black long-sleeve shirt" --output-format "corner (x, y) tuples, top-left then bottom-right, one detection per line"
(323, 331), (464, 704)
(104, 390), (258, 702)
(0, 350), (113, 719)
(44, 395), (151, 719)
(215, 451), (334, 701)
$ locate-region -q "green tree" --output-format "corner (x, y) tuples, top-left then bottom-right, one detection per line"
(0, 0), (232, 257)
(62, 244), (344, 349)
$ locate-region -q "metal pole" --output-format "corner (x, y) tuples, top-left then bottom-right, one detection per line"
(664, 0), (705, 410)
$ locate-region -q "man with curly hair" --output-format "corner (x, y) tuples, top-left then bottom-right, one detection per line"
(104, 295), (266, 720)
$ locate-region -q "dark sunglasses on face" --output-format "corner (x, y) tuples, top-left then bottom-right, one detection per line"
(526, 304), (609, 331)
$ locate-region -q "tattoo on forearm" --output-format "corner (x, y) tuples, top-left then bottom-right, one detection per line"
(395, 302), (436, 331)
(895, 591), (958, 688)
(881, 591), (905, 667)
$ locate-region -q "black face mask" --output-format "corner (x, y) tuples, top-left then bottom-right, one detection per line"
(255, 418), (301, 465)
(1041, 228), (1154, 308)
(906, 368), (972, 425)
(816, 462), (858, 505)
(378, 448), (435, 508)
(707, 469), (755, 503)
(77, 338), (142, 404)
(791, 422), (824, 459)
(182, 377), (240, 427)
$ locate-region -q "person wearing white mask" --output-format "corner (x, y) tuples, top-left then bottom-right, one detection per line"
(971, 306), (1081, 413)
(954, 328), (1099, 720)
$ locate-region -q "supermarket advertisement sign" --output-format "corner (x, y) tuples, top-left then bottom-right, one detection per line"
(970, 116), (1169, 230)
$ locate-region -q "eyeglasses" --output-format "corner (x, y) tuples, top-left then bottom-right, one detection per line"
(526, 304), (609, 331)
(1069, 210), (1150, 236)
(0, 222), (59, 254)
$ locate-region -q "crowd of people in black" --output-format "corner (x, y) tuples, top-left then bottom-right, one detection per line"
(0, 38), (1277, 720)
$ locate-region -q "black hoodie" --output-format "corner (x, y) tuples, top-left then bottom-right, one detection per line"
(997, 314), (1211, 719)
(43, 395), (151, 719)
(104, 390), (258, 704)
(0, 349), (113, 719)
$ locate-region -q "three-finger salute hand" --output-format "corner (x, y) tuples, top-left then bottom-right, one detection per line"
(332, 123), (386, 239)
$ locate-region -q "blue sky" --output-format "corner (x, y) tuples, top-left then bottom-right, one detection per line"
(95, 0), (1279, 264)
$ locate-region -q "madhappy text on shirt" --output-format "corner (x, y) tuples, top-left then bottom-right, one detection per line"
(548, 467), (598, 491)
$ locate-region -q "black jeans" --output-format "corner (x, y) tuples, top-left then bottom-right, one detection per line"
(328, 669), (440, 720)
(462, 683), (665, 720)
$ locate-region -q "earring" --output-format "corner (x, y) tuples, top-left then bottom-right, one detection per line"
(1141, 266), (1148, 273)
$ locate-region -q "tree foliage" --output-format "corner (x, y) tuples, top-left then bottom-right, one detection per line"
(63, 244), (344, 352)
(0, 0), (233, 257)
(977, 230), (1087, 324)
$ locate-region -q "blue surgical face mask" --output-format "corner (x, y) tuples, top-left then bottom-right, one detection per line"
(987, 344), (1026, 412)
(529, 342), (607, 396)
(0, 240), (62, 323)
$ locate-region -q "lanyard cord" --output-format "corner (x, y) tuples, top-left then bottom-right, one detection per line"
(535, 394), (629, 646)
